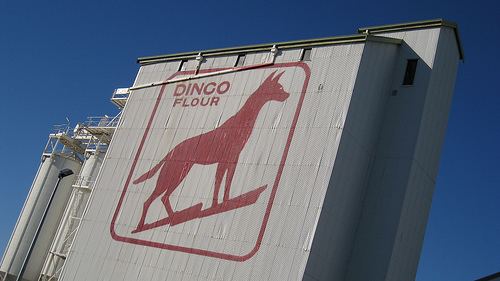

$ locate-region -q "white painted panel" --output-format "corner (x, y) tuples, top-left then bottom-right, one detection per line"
(378, 27), (441, 67)
(346, 27), (461, 281)
(304, 39), (399, 281)
(385, 27), (461, 281)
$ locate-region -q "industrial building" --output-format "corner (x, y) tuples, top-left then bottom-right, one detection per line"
(1, 19), (462, 281)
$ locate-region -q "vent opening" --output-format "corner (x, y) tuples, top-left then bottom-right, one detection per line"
(235, 54), (246, 67)
(402, 59), (418, 85)
(300, 48), (312, 61)
(178, 59), (188, 71)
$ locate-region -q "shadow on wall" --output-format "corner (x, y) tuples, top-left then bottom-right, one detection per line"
(303, 40), (435, 281)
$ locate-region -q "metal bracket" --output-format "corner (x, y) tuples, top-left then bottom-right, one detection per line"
(195, 52), (203, 75)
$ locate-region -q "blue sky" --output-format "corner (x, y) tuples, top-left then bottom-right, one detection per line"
(0, 1), (498, 280)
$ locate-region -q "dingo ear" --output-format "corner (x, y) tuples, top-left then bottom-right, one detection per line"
(265, 70), (278, 82)
(272, 71), (285, 82)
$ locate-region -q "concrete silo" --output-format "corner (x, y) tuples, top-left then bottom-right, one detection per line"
(39, 113), (123, 281)
(0, 128), (82, 281)
(1, 97), (124, 281)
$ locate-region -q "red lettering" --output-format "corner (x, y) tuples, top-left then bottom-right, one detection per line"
(172, 81), (229, 107)
(172, 96), (222, 107)
(210, 97), (220, 106)
(204, 82), (216, 95)
(191, 83), (204, 95)
(173, 98), (183, 107)
(200, 97), (210, 106)
(191, 98), (200, 106)
(217, 81), (230, 95)
(174, 84), (186, 96)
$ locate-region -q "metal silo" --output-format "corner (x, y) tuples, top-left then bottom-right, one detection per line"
(39, 152), (104, 281)
(39, 112), (123, 281)
(0, 127), (82, 281)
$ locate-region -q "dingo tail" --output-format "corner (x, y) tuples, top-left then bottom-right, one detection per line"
(133, 160), (165, 184)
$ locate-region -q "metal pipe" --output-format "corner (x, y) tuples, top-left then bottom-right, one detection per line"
(129, 61), (274, 91)
(15, 169), (74, 281)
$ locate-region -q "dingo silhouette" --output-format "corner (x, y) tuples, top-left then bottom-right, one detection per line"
(131, 70), (289, 233)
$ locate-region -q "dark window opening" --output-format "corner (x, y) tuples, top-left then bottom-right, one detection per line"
(178, 59), (188, 71)
(300, 48), (312, 61)
(403, 59), (418, 85)
(235, 54), (246, 67)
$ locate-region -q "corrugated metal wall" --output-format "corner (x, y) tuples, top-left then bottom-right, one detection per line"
(303, 39), (399, 281)
(385, 27), (460, 281)
(345, 27), (460, 281)
(59, 42), (368, 281)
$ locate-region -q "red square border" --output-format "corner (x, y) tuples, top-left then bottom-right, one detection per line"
(110, 62), (311, 262)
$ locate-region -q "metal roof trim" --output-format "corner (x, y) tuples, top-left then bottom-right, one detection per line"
(358, 18), (464, 60)
(137, 35), (401, 65)
(137, 18), (462, 64)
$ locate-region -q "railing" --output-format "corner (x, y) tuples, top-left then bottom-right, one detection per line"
(43, 124), (73, 156)
(51, 124), (71, 135)
(111, 88), (129, 108)
(81, 113), (121, 128)
(43, 225), (80, 281)
(72, 175), (95, 188)
(41, 174), (98, 281)
(112, 87), (130, 100)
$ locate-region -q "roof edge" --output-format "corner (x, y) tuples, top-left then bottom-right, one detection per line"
(137, 35), (401, 65)
(137, 18), (463, 65)
(358, 18), (464, 60)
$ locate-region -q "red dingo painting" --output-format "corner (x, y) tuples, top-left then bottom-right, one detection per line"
(111, 62), (311, 262)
